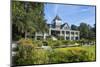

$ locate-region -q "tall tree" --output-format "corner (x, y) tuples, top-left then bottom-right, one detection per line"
(92, 24), (96, 34)
(89, 24), (96, 40)
(12, 1), (48, 41)
(78, 22), (96, 40)
(12, 1), (26, 40)
(71, 24), (78, 30)
(78, 22), (89, 39)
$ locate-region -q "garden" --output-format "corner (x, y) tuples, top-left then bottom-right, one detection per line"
(12, 38), (96, 65)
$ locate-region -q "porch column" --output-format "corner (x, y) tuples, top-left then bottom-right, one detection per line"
(43, 33), (46, 40)
(64, 31), (66, 40)
(49, 28), (51, 35)
(60, 30), (62, 36)
(74, 32), (75, 40)
(78, 31), (80, 40)
(69, 31), (71, 40)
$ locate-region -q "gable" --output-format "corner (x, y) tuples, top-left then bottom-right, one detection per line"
(61, 23), (70, 30)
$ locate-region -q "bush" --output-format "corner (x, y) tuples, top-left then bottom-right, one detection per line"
(48, 47), (94, 63)
(33, 40), (43, 47)
(33, 49), (49, 64)
(46, 40), (81, 47)
(58, 36), (64, 40)
(48, 50), (68, 63)
(61, 40), (79, 46)
(52, 41), (62, 47)
(13, 44), (35, 65)
(17, 38), (43, 47)
(17, 38), (35, 47)
(47, 40), (62, 48)
(13, 38), (95, 65)
(61, 40), (69, 45)
(13, 39), (49, 65)
(13, 38), (36, 65)
(65, 48), (89, 62)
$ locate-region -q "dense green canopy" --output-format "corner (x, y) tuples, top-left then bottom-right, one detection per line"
(12, 1), (48, 40)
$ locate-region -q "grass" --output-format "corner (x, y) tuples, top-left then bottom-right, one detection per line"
(81, 45), (96, 60)
(54, 45), (95, 52)
(54, 45), (96, 61)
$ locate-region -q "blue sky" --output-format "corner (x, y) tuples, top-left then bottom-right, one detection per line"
(44, 3), (96, 27)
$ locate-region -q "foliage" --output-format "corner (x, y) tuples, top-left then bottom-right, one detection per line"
(51, 46), (95, 63)
(33, 40), (43, 47)
(13, 43), (35, 65)
(13, 39), (44, 65)
(78, 23), (89, 39)
(58, 36), (65, 40)
(71, 24), (78, 30)
(47, 40), (62, 47)
(32, 49), (49, 64)
(13, 44), (95, 65)
(46, 40), (80, 47)
(18, 38), (33, 45)
(12, 1), (48, 41)
(71, 22), (96, 40)
(78, 22), (96, 40)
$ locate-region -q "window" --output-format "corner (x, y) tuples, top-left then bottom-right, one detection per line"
(71, 32), (74, 34)
(66, 37), (69, 40)
(71, 37), (74, 40)
(62, 31), (64, 34)
(75, 37), (79, 40)
(66, 31), (69, 34)
(75, 32), (78, 35)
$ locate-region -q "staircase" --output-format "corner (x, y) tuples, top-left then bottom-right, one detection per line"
(51, 36), (58, 40)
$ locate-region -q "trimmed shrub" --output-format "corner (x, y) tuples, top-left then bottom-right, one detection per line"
(48, 47), (95, 63)
(47, 40), (63, 48)
(13, 38), (35, 65)
(33, 49), (49, 64)
(17, 38), (35, 47)
(17, 38), (43, 47)
(42, 41), (48, 46)
(33, 40), (43, 47)
(13, 44), (35, 65)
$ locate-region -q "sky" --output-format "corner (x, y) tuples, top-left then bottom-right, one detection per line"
(44, 3), (96, 27)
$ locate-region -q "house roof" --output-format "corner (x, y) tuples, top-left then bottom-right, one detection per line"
(53, 15), (62, 21)
(61, 23), (70, 29)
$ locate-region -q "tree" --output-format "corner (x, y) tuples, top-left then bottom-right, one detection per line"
(78, 23), (96, 40)
(71, 24), (78, 30)
(12, 1), (48, 41)
(88, 24), (96, 40)
(92, 24), (96, 34)
(78, 23), (89, 39)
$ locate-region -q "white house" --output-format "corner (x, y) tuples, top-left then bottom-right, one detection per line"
(35, 15), (80, 40)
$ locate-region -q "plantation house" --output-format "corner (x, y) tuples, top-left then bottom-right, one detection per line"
(35, 15), (80, 40)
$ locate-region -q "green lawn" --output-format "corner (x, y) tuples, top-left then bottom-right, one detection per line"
(55, 45), (96, 53)
(54, 45), (96, 61)
(81, 45), (96, 53)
